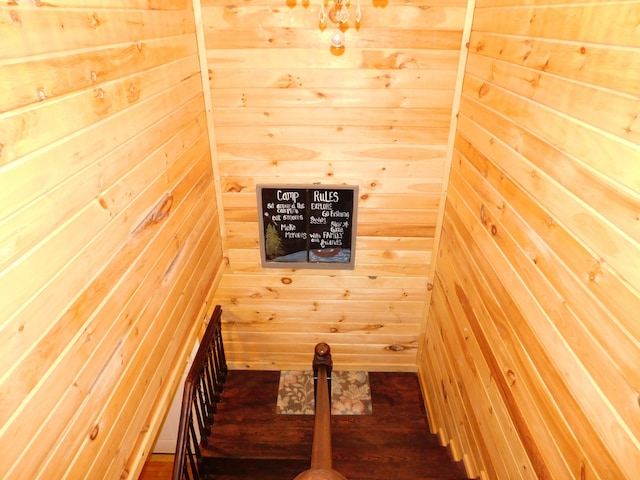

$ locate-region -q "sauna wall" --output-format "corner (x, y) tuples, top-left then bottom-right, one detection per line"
(419, 0), (640, 479)
(0, 2), (224, 479)
(202, 0), (468, 370)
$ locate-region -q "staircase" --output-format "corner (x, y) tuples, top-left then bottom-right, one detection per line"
(141, 307), (469, 480)
(197, 370), (468, 480)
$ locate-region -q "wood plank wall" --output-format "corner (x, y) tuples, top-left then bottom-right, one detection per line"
(201, 0), (468, 371)
(0, 1), (224, 478)
(419, 0), (640, 479)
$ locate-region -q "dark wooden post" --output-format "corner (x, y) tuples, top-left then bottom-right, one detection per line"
(313, 342), (333, 408)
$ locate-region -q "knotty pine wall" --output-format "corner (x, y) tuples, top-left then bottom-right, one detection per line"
(3, 0), (638, 479)
(0, 1), (224, 479)
(202, 0), (469, 370)
(419, 0), (640, 479)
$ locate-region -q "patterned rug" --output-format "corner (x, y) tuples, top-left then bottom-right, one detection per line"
(276, 370), (372, 415)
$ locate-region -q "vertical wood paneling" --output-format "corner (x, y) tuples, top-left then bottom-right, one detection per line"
(420, 0), (640, 478)
(0, 2), (224, 479)
(201, 0), (468, 370)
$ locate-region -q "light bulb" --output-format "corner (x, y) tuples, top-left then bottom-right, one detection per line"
(330, 29), (345, 48)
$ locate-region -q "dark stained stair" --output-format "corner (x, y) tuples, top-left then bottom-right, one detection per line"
(199, 370), (469, 480)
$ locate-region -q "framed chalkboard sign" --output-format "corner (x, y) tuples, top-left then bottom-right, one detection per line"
(257, 185), (358, 269)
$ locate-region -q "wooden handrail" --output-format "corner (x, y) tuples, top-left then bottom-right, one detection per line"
(294, 343), (347, 480)
(172, 305), (227, 480)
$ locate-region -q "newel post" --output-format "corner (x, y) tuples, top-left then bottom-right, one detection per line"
(313, 342), (333, 408)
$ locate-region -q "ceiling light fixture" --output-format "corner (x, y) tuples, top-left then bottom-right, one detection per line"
(319, 0), (361, 49)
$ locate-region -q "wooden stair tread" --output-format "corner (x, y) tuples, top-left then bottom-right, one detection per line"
(199, 370), (469, 480)
(204, 457), (311, 479)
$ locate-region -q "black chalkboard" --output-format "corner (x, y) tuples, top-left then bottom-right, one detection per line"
(257, 185), (358, 269)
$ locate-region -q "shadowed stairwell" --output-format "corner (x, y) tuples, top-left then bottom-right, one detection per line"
(142, 370), (469, 479)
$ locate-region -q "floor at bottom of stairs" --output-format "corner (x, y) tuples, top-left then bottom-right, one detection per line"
(139, 371), (469, 480)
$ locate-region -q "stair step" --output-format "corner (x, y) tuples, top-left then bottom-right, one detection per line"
(204, 439), (311, 460)
(200, 370), (469, 480)
(205, 457), (310, 479)
(333, 456), (469, 480)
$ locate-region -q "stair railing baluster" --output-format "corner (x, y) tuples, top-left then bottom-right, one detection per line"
(172, 305), (227, 480)
(214, 322), (228, 384)
(187, 420), (202, 478)
(211, 352), (222, 403)
(203, 348), (217, 417)
(199, 369), (213, 438)
(195, 381), (209, 447)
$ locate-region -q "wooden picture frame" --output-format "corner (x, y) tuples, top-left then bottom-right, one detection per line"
(257, 184), (358, 270)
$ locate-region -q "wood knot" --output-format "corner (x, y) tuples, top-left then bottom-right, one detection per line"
(506, 369), (517, 386)
(89, 13), (100, 29)
(281, 277), (292, 284)
(387, 344), (405, 352)
(225, 182), (245, 193)
(131, 194), (173, 235)
(90, 424), (100, 440)
(10, 11), (22, 26)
